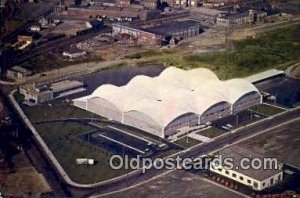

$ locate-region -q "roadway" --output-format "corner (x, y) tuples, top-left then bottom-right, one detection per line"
(0, 90), (71, 197)
(8, 87), (300, 197)
(88, 109), (300, 198)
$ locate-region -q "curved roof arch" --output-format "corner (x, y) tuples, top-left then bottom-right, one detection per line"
(224, 79), (260, 104)
(90, 84), (127, 111)
(126, 97), (196, 127)
(87, 96), (122, 114)
(91, 84), (120, 98)
(188, 68), (219, 81)
(74, 67), (261, 131)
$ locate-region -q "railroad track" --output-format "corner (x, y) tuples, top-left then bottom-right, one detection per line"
(13, 28), (111, 65)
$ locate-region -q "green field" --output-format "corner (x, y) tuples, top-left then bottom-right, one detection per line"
(136, 24), (300, 79)
(20, 102), (104, 123)
(20, 55), (104, 73)
(250, 104), (285, 116)
(196, 127), (226, 138)
(125, 48), (178, 59)
(35, 122), (130, 184)
(174, 137), (202, 148)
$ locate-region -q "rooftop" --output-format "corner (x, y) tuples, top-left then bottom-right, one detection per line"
(245, 69), (285, 84)
(50, 80), (84, 92)
(221, 10), (267, 20)
(216, 145), (283, 181)
(145, 20), (202, 35)
(190, 7), (226, 15)
(51, 20), (92, 36)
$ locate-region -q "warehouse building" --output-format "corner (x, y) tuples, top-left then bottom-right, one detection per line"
(112, 20), (202, 45)
(146, 20), (203, 39)
(20, 80), (86, 105)
(190, 7), (226, 25)
(210, 145), (283, 191)
(112, 23), (159, 44)
(51, 19), (104, 37)
(62, 5), (161, 21)
(216, 10), (267, 26)
(203, 0), (242, 7)
(73, 67), (262, 138)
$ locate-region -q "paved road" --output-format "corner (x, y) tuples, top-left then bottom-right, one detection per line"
(0, 90), (71, 197)
(8, 81), (300, 197)
(86, 108), (300, 197)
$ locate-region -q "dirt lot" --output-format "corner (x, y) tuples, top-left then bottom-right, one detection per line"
(237, 119), (300, 168)
(105, 170), (245, 198)
(0, 153), (52, 197)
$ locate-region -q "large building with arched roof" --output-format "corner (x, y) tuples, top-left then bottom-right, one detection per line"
(73, 67), (262, 138)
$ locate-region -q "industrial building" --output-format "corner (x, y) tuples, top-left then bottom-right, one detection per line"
(20, 80), (86, 105)
(210, 145), (283, 191)
(60, 5), (161, 21)
(112, 20), (203, 45)
(73, 67), (262, 138)
(51, 19), (104, 37)
(216, 10), (267, 26)
(190, 7), (226, 25)
(203, 0), (242, 7)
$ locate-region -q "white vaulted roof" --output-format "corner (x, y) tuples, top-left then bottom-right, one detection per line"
(224, 79), (260, 104)
(74, 67), (260, 128)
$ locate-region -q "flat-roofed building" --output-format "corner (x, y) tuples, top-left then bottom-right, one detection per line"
(190, 7), (226, 25)
(146, 20), (202, 39)
(20, 80), (86, 105)
(210, 145), (283, 191)
(63, 5), (161, 21)
(203, 0), (242, 7)
(112, 20), (202, 45)
(216, 10), (267, 26)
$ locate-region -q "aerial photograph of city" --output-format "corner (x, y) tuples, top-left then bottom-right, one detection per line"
(0, 0), (300, 197)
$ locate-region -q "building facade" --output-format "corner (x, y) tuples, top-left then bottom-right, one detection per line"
(20, 80), (86, 105)
(210, 146), (284, 191)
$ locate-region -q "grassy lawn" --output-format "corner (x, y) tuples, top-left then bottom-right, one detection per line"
(250, 104), (285, 116)
(20, 102), (104, 123)
(125, 49), (178, 59)
(135, 24), (300, 79)
(196, 127), (226, 138)
(174, 137), (202, 148)
(35, 122), (130, 184)
(20, 54), (104, 73)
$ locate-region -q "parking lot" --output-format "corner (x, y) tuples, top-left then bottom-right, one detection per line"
(105, 170), (245, 198)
